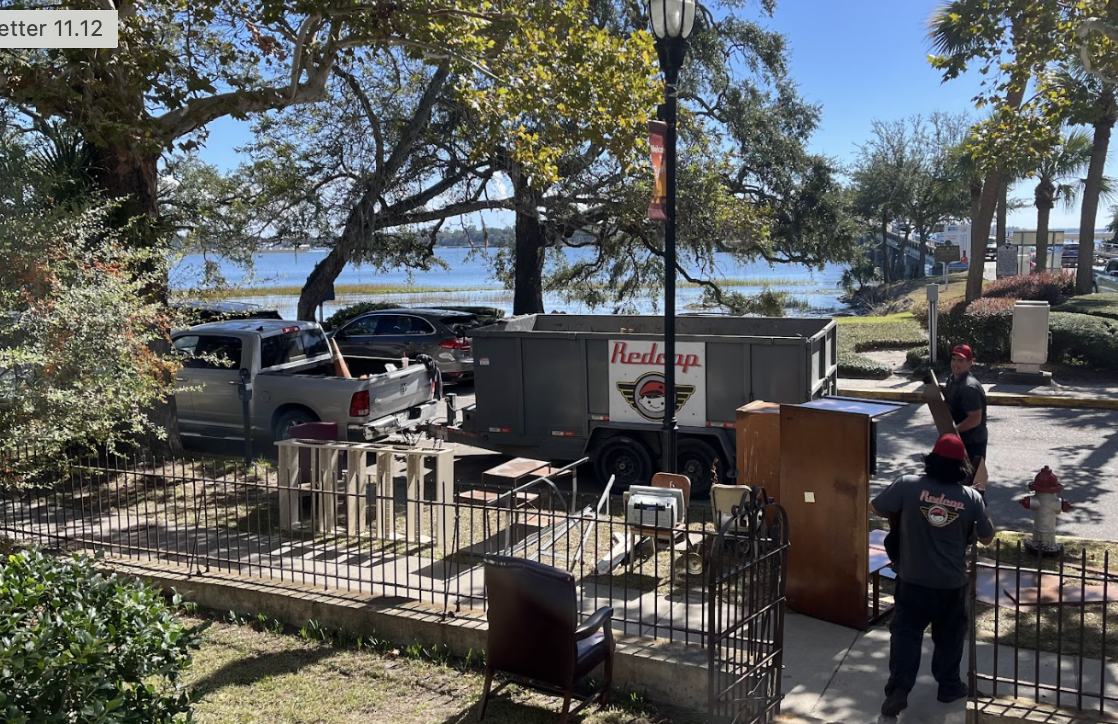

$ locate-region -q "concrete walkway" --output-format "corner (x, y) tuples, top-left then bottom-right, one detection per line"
(780, 612), (1118, 724)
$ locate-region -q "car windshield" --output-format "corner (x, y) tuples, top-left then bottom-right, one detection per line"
(260, 327), (330, 368)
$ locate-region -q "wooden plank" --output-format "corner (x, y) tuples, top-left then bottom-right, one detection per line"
(780, 404), (871, 630)
(923, 371), (958, 436)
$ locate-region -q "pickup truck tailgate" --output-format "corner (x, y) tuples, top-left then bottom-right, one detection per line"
(366, 365), (431, 414)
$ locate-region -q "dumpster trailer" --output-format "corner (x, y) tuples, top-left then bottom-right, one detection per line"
(434, 314), (837, 496)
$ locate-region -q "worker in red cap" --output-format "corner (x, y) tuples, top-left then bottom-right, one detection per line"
(870, 433), (995, 717)
(944, 343), (988, 496)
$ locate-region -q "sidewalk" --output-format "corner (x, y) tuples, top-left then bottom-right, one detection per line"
(778, 611), (1118, 724)
(837, 373), (1118, 410)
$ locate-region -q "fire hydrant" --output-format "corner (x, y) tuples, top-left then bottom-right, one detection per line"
(1018, 466), (1073, 555)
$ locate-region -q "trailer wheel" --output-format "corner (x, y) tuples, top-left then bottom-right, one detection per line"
(595, 436), (653, 492)
(677, 438), (721, 499)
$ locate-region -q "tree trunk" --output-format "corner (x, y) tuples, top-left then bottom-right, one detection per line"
(512, 172), (545, 315)
(298, 245), (349, 321)
(967, 169), (1002, 301)
(917, 225), (927, 279)
(966, 82), (1026, 301)
(1035, 181), (1052, 274)
(1078, 102), (1116, 294)
(996, 179), (1008, 250)
(880, 216), (890, 285)
(88, 142), (183, 456)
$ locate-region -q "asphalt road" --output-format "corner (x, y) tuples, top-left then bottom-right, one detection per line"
(872, 403), (1118, 540)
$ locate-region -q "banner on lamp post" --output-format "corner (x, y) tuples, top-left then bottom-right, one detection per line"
(648, 120), (667, 221)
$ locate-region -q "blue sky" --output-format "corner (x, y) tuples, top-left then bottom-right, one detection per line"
(195, 1), (1112, 233)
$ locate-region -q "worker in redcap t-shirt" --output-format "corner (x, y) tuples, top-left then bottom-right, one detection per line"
(871, 434), (995, 718)
(943, 343), (988, 496)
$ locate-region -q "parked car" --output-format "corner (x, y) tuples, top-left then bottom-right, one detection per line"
(1095, 258), (1118, 293)
(172, 300), (283, 325)
(1061, 245), (1079, 268)
(329, 308), (481, 382)
(171, 319), (439, 443)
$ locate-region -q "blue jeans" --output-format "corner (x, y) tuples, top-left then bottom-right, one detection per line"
(885, 580), (968, 695)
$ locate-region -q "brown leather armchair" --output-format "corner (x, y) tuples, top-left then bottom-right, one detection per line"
(479, 556), (614, 723)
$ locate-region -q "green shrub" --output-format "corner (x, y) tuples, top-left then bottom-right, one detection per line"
(837, 351), (891, 379)
(981, 271), (1074, 304)
(839, 321), (925, 352)
(0, 549), (205, 723)
(834, 319), (924, 378)
(1049, 312), (1118, 368)
(1052, 293), (1118, 322)
(913, 297), (1016, 362)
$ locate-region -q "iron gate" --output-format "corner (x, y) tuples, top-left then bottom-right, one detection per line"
(708, 486), (790, 724)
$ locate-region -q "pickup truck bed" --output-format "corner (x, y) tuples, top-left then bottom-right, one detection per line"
(173, 320), (438, 443)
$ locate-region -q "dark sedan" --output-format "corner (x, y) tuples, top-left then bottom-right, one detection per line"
(330, 308), (480, 381)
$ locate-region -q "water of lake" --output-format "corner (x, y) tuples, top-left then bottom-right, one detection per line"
(171, 246), (853, 319)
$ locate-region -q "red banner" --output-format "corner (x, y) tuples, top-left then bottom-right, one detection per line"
(648, 120), (667, 221)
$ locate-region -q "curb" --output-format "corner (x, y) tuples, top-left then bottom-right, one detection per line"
(837, 386), (1118, 410)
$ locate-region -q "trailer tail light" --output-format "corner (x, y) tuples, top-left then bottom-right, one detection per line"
(590, 414), (610, 421)
(551, 430), (577, 437)
(440, 337), (470, 351)
(349, 390), (370, 417)
(488, 426), (511, 433)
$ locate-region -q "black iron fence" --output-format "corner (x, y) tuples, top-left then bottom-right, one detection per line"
(970, 538), (1118, 714)
(0, 450), (732, 645)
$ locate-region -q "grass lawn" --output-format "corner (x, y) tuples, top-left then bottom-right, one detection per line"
(183, 615), (697, 724)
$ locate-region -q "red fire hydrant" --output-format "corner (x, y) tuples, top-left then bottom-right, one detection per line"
(1018, 466), (1073, 555)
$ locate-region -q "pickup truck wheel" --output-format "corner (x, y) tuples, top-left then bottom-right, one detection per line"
(274, 409), (319, 441)
(677, 438), (720, 499)
(595, 436), (652, 492)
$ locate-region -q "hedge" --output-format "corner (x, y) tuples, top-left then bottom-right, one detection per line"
(981, 271), (1075, 304)
(837, 351), (892, 379)
(835, 320), (924, 378)
(912, 297), (1017, 362)
(1052, 293), (1118, 322)
(0, 548), (204, 723)
(1049, 312), (1118, 368)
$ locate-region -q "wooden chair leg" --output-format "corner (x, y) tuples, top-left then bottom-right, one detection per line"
(602, 631), (614, 708)
(559, 688), (572, 724)
(477, 666), (494, 722)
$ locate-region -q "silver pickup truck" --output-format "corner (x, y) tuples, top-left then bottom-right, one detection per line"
(171, 319), (439, 443)
(1095, 258), (1118, 293)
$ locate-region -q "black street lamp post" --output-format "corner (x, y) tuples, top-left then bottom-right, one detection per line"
(648, 0), (695, 474)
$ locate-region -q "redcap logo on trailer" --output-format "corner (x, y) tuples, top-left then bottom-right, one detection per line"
(609, 341), (702, 374)
(615, 371), (696, 422)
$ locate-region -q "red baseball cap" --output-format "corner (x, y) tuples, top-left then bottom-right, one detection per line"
(951, 344), (974, 360)
(932, 434), (968, 461)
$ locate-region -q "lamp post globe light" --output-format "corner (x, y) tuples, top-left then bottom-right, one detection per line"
(648, 0), (694, 474)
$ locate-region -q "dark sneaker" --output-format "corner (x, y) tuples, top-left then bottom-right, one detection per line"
(881, 689), (909, 717)
(937, 681), (969, 703)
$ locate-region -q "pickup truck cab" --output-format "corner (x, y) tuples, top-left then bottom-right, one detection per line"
(172, 320), (438, 443)
(1095, 258), (1118, 293)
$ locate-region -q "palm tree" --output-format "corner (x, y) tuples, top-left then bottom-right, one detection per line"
(1032, 130), (1093, 272)
(1047, 64), (1118, 292)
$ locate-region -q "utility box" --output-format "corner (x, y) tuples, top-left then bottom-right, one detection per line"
(1011, 301), (1050, 374)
